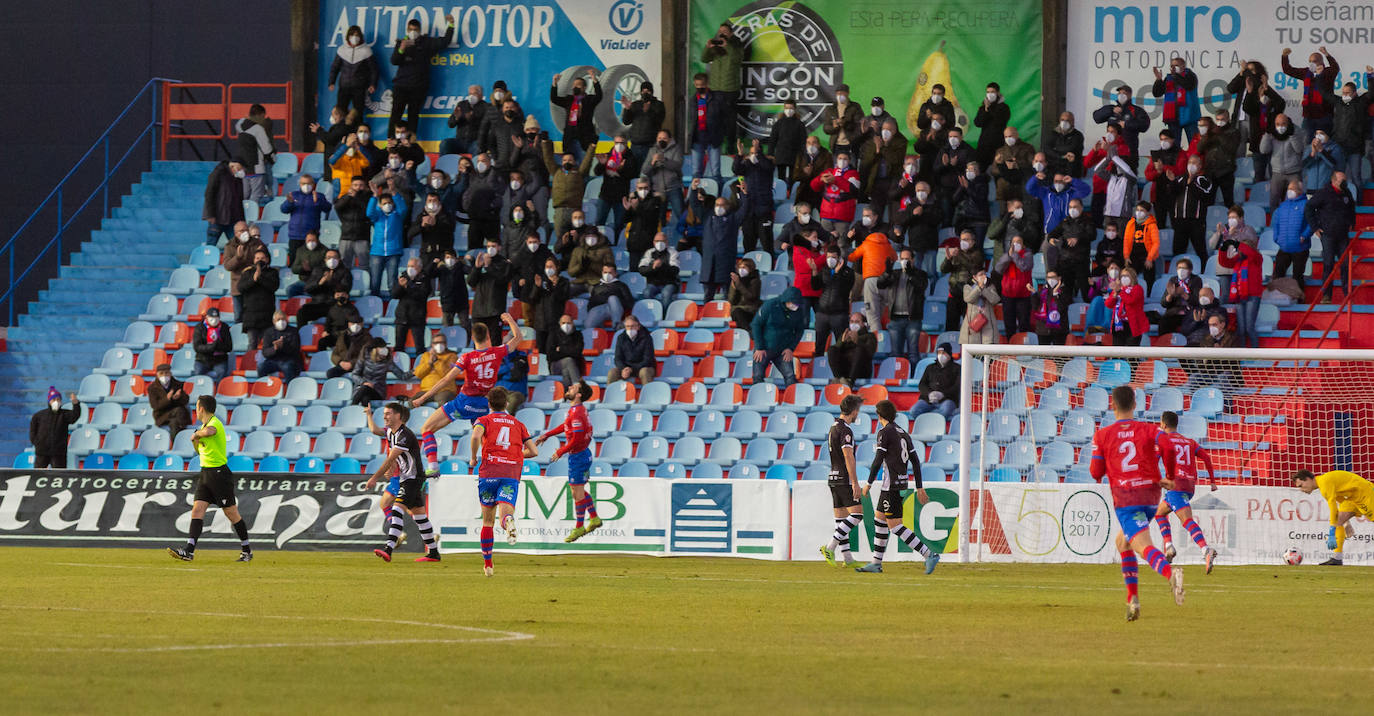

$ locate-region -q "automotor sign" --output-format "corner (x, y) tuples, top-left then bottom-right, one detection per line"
(1067, 0), (1374, 154)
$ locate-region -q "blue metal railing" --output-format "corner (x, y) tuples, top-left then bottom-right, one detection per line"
(0, 77), (182, 326)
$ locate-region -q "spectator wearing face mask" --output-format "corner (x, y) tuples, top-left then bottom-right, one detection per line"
(844, 206), (890, 257)
(610, 316), (655, 385)
(202, 159), (246, 246)
(820, 84), (863, 159)
(332, 176), (374, 268)
(1201, 314), (1238, 351)
(1104, 267), (1147, 346)
(909, 344), (959, 420)
(220, 222), (266, 318)
(859, 117), (906, 217)
(391, 257), (430, 355)
(776, 202), (832, 255)
(951, 161), (992, 242)
(988, 198), (1041, 261)
(962, 270), (1001, 346)
(193, 308), (233, 382)
(1152, 59), (1201, 144)
(331, 132), (380, 186)
(1092, 151), (1138, 230)
(512, 232), (555, 309)
(1301, 127), (1344, 194)
(639, 233), (680, 305)
(890, 177), (941, 275)
(691, 180), (747, 300)
(1181, 287), (1226, 346)
(296, 249), (353, 326)
(1085, 260), (1124, 332)
(258, 311), (303, 382)
(476, 81), (514, 154)
(1168, 156), (1214, 258)
(543, 135), (597, 240)
(413, 335), (459, 406)
(463, 152), (503, 250)
(550, 69), (602, 162)
(433, 250), (470, 331)
(1024, 168), (1091, 236)
(585, 265), (634, 330)
(788, 228), (825, 312)
(1143, 130), (1186, 229)
(593, 134), (642, 243)
(148, 364), (192, 437)
(932, 128), (975, 214)
(731, 138), (777, 254)
(548, 314), (585, 386)
(941, 230), (986, 331)
(622, 179), (664, 255)
(287, 232), (327, 297)
(235, 104), (278, 202)
(1091, 84), (1150, 170)
(877, 248), (928, 365)
(568, 229), (614, 293)
(751, 287), (808, 387)
(1045, 198), (1094, 301)
(469, 238), (514, 340)
(237, 246), (279, 351)
(995, 235), (1034, 339)
(810, 151), (861, 235)
(1093, 223), (1124, 280)
(29, 387), (79, 469)
(1032, 270), (1072, 345)
(848, 230), (898, 330)
(915, 84), (956, 148)
(327, 316), (370, 377)
(767, 100), (806, 185)
(1195, 111), (1242, 206)
(374, 146), (417, 205)
(1159, 258), (1203, 335)
(1270, 180), (1312, 291)
(827, 312), (877, 388)
(350, 342), (414, 406)
(528, 257), (571, 354)
(1044, 112), (1085, 178)
(974, 83), (1012, 169)
(990, 126), (1036, 202)
(329, 24), (377, 115)
(1082, 126), (1130, 226)
(621, 81), (666, 164)
(498, 169), (539, 235)
(1123, 201), (1160, 287)
(1208, 205), (1258, 301)
(1307, 170), (1358, 303)
(499, 202), (539, 262)
(389, 14), (454, 137)
(311, 110), (360, 182)
(365, 192), (406, 299)
(727, 256), (762, 328)
(811, 244), (856, 352)
(640, 130), (685, 239)
(792, 137), (832, 209)
(443, 84), (489, 156)
(409, 192), (456, 267)
(1280, 46), (1340, 139)
(1262, 114), (1305, 210)
(1321, 77), (1374, 188)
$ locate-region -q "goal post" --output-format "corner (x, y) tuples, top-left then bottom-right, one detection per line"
(953, 345), (1374, 565)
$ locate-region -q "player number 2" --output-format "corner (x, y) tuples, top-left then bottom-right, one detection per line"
(1117, 442), (1137, 472)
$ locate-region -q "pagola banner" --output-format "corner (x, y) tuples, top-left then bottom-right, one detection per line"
(1066, 0), (1374, 153)
(688, 0), (1044, 145)
(317, 1), (663, 145)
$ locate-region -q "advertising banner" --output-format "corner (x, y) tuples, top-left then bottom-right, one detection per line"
(688, 0), (1044, 145)
(317, 1), (663, 146)
(428, 476), (791, 559)
(1066, 0), (1374, 154)
(789, 481), (963, 563)
(0, 470), (391, 550)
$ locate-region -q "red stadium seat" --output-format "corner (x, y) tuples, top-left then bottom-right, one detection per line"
(823, 383), (852, 405)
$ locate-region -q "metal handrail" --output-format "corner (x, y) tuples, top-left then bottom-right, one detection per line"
(0, 77), (180, 325)
(1283, 240), (1357, 348)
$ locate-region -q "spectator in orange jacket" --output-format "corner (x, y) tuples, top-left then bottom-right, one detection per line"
(848, 232), (898, 329)
(1104, 266), (1148, 345)
(1122, 200), (1160, 287)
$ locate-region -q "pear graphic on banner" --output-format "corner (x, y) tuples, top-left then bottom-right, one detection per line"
(905, 41), (969, 136)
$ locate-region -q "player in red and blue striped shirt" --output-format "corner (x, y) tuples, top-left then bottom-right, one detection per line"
(1155, 410), (1218, 572)
(1090, 386), (1186, 621)
(535, 381), (601, 542)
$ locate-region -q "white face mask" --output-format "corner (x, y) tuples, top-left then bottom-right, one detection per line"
(948, 137), (961, 149)
(306, 240), (319, 251)
(871, 106), (883, 117)
(572, 218), (585, 228)
(931, 94), (943, 104)
(357, 132), (370, 142)
(407, 29), (420, 41)
(545, 266), (557, 277)
(206, 317), (220, 327)
(1177, 268), (1190, 280)
(299, 184), (313, 193)
(468, 94), (480, 105)
(1105, 133), (1117, 143)
(1033, 161), (1046, 173)
(714, 206), (727, 217)
(614, 142), (626, 152)
(915, 190), (928, 201)
(349, 36), (362, 46)
(1309, 63), (1322, 74)
(937, 354), (950, 365)
(526, 242), (539, 253)
(274, 319), (287, 331)
(1187, 164), (1201, 175)
(510, 180), (522, 191)
(625, 328), (638, 339)
(445, 258), (457, 268)
(1287, 189), (1300, 200)
(1227, 217), (1239, 228)
(1215, 120), (1227, 128)
(895, 260), (907, 270)
(1012, 242), (1024, 253)
(158, 375), (171, 387)
(904, 164), (917, 175)
(388, 158), (402, 169)
(654, 242), (667, 252)
(964, 170), (976, 181)
(1059, 120), (1071, 131)
(1134, 210), (1147, 222)
(403, 267), (417, 278)
(1160, 140), (1173, 150)
(1120, 276), (1133, 286)
(1011, 208), (1024, 219)
(1105, 231), (1118, 240)
(848, 322), (862, 332)
(637, 189), (649, 199)
(987, 92), (998, 103)
(931, 120), (943, 131)
(960, 240), (973, 251)
(602, 274), (615, 284)
(796, 213), (810, 225)
(736, 267), (750, 278)
(1197, 125), (1209, 136)
(512, 212), (524, 223)
(806, 145), (819, 156)
(1108, 269), (1120, 279)
(50, 400), (61, 410)
(1199, 296), (1213, 306)
(433, 344), (447, 353)
(492, 91), (504, 102)
(1315, 134), (1327, 144)
(784, 108), (795, 117)
(425, 203), (439, 214)
(826, 257), (839, 268)
(348, 323), (362, 334)
(237, 231), (250, 243)
(380, 203), (394, 214)
(233, 170), (246, 179)
(475, 161), (489, 172)
(1053, 181), (1066, 192)
(1209, 324), (1223, 337)
(1004, 136), (1016, 147)
(835, 94), (848, 104)
(835, 160), (849, 171)
(1047, 277), (1059, 288)
(1115, 93), (1128, 105)
(560, 323), (573, 334)
(1276, 124), (1290, 133)
(1068, 208), (1081, 219)
(881, 129), (893, 141)
(861, 216), (874, 227)
(585, 237), (597, 246)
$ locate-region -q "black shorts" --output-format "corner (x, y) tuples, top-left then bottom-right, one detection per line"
(396, 477), (426, 510)
(829, 482), (860, 509)
(194, 465), (236, 508)
(876, 488), (904, 518)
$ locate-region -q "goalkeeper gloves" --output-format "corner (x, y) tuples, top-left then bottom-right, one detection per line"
(1327, 526), (1338, 550)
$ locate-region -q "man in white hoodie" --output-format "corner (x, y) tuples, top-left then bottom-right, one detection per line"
(236, 103), (277, 202)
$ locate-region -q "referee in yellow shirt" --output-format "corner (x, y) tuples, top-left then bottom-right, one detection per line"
(1292, 469), (1374, 566)
(168, 395), (253, 562)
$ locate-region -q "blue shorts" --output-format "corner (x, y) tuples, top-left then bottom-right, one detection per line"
(1115, 505), (1155, 540)
(477, 477), (519, 507)
(442, 393), (490, 422)
(567, 448), (593, 485)
(385, 476), (401, 496)
(1163, 490), (1194, 512)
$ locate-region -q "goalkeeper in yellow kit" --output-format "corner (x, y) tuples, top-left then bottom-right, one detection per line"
(1291, 470), (1374, 566)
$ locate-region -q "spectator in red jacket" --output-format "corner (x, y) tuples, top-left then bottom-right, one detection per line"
(1218, 239), (1263, 348)
(810, 150), (861, 234)
(1104, 266), (1148, 346)
(790, 227), (825, 312)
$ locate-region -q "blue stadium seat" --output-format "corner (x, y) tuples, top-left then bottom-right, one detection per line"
(1040, 441), (1075, 474)
(1064, 468), (1095, 483)
(137, 293), (179, 322)
(121, 321), (157, 349)
(85, 453), (115, 470)
(727, 409), (763, 437)
(727, 462), (760, 479)
(263, 404), (299, 434)
(1190, 388), (1224, 418)
(330, 457), (363, 474)
(744, 437), (778, 463)
(761, 410), (801, 438)
(1081, 385), (1109, 413)
(1096, 359), (1132, 388)
(259, 455), (290, 472)
(228, 405), (264, 431)
(599, 435), (633, 461)
(676, 381), (709, 409)
(638, 381), (672, 410)
(588, 408), (618, 437)
(169, 429), (197, 458)
(295, 457), (327, 473)
(152, 454), (184, 471)
(631, 299), (662, 328)
(801, 410), (833, 439)
(656, 461), (687, 479)
(1038, 384), (1072, 415)
(779, 438), (815, 467)
(589, 461), (615, 478)
(165, 266), (202, 295)
(800, 464), (831, 481)
(986, 411), (1021, 443)
(227, 454), (256, 472)
(707, 436), (743, 464)
(1060, 410), (1096, 445)
(921, 465), (947, 483)
(528, 381), (562, 410)
(1146, 387), (1184, 419)
(746, 383), (777, 406)
(990, 466), (1022, 482)
(281, 377), (319, 407)
(709, 383), (743, 413)
(635, 436), (671, 465)
(88, 402), (124, 431)
(693, 462), (724, 479)
(318, 378), (354, 408)
(1026, 409), (1059, 445)
(102, 427), (136, 456)
(619, 408), (655, 438)
(764, 464), (797, 482)
(137, 428), (171, 457)
(1178, 414), (1208, 441)
(927, 440), (960, 470)
(1003, 441), (1037, 469)
(673, 435), (707, 462)
(239, 430), (277, 459)
(118, 453), (150, 470)
(657, 355), (695, 386)
(311, 431), (346, 461)
(334, 405), (369, 434)
(761, 273), (788, 299)
(617, 460), (652, 478)
(94, 347), (134, 376)
(656, 408), (690, 438)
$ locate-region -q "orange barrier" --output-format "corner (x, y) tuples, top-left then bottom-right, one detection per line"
(160, 82), (292, 158)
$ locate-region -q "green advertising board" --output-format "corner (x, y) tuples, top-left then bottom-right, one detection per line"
(689, 0), (1044, 145)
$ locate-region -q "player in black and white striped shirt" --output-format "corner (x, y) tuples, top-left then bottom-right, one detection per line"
(365, 402), (440, 563)
(820, 394), (865, 568)
(856, 400), (940, 574)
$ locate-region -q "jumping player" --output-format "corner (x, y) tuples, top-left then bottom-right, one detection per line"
(471, 387), (537, 576)
(820, 394), (865, 568)
(533, 381), (601, 543)
(856, 400), (940, 574)
(365, 402), (440, 562)
(1291, 469), (1374, 566)
(168, 396), (252, 562)
(410, 312), (522, 477)
(1154, 410), (1218, 571)
(1090, 386), (1185, 621)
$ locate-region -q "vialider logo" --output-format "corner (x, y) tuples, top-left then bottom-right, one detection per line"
(727, 1), (842, 138)
(609, 0), (644, 36)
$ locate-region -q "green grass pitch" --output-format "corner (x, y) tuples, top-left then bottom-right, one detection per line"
(0, 547), (1362, 714)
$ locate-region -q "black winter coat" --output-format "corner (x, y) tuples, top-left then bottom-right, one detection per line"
(391, 269), (431, 325)
(390, 27), (454, 91)
(192, 322), (232, 364)
(203, 162), (245, 226)
(236, 264), (280, 331)
(433, 260), (469, 311)
(766, 114), (806, 167)
(529, 275), (572, 332)
(812, 265), (856, 314)
(30, 403), (80, 456)
(551, 82), (603, 146)
(334, 190), (374, 244)
(468, 255), (512, 318)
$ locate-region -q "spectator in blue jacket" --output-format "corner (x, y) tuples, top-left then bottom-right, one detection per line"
(609, 315), (655, 385)
(365, 193), (407, 299)
(1024, 170), (1091, 235)
(281, 176), (333, 264)
(750, 286), (808, 387)
(1270, 179), (1311, 290)
(1301, 129), (1344, 192)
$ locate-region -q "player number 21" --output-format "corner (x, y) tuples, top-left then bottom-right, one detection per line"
(1117, 442), (1137, 472)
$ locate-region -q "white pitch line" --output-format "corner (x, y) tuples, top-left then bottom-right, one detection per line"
(51, 561), (203, 572)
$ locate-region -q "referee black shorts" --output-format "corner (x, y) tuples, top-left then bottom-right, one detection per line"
(194, 465), (236, 508)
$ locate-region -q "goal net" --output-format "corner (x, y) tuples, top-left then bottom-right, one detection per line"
(952, 345), (1374, 566)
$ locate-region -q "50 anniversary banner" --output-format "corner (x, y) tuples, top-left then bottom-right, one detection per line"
(687, 0), (1044, 145)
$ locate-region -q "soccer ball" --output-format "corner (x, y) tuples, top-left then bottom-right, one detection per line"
(1284, 548), (1303, 565)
